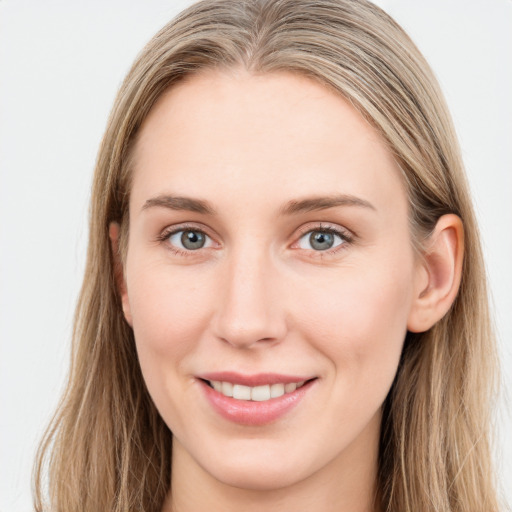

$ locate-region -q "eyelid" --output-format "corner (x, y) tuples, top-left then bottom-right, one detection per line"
(156, 222), (218, 250)
(158, 222), (208, 237)
(291, 222), (354, 254)
(294, 222), (353, 241)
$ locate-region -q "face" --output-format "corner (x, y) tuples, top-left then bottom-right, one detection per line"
(121, 69), (424, 492)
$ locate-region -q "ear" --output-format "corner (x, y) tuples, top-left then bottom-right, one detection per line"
(109, 222), (133, 326)
(407, 214), (464, 333)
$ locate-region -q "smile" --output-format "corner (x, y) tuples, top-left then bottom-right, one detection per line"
(206, 380), (307, 401)
(197, 372), (317, 425)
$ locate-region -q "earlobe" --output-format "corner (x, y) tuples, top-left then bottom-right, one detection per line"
(407, 214), (464, 333)
(109, 222), (133, 326)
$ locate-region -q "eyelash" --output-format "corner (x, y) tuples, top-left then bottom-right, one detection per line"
(156, 222), (354, 258)
(155, 223), (213, 257)
(294, 223), (353, 257)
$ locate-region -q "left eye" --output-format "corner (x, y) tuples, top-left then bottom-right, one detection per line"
(167, 230), (213, 250)
(297, 230), (345, 251)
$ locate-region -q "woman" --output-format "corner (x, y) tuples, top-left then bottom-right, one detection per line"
(33, 0), (502, 510)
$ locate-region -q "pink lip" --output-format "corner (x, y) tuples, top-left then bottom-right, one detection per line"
(197, 374), (316, 426)
(198, 371), (312, 386)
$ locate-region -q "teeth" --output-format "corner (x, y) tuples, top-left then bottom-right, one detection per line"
(208, 380), (307, 401)
(285, 382), (297, 393)
(251, 385), (271, 401)
(270, 383), (285, 398)
(221, 381), (233, 397)
(233, 384), (251, 400)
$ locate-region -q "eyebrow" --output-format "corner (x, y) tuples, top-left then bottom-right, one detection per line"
(141, 193), (376, 216)
(279, 194), (376, 215)
(142, 195), (217, 215)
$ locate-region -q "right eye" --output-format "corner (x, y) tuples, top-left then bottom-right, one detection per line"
(166, 229), (213, 251)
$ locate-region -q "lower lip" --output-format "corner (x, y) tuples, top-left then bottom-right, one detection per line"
(198, 379), (315, 426)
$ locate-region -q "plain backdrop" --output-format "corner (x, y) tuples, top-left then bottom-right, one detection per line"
(0, 1), (511, 510)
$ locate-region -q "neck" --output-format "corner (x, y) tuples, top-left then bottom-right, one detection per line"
(163, 413), (382, 512)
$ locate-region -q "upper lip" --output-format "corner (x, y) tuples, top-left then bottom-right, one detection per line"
(197, 371), (315, 387)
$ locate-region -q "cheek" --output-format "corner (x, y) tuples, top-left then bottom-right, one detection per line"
(126, 259), (215, 368)
(125, 259), (219, 430)
(296, 257), (414, 384)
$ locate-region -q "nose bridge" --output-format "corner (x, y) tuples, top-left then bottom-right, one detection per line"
(213, 239), (286, 348)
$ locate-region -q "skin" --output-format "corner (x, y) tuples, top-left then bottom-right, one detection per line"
(111, 69), (463, 512)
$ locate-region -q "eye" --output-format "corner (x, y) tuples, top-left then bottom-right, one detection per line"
(297, 228), (346, 251)
(167, 229), (213, 251)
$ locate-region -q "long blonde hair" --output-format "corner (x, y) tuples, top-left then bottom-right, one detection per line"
(33, 1), (501, 510)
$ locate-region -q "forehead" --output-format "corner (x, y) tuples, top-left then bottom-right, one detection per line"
(130, 69), (407, 219)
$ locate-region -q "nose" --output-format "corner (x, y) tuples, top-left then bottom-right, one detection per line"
(211, 246), (287, 349)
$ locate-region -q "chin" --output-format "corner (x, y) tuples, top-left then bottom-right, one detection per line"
(192, 435), (328, 492)
(207, 461), (309, 492)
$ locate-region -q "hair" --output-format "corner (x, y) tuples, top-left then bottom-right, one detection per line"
(33, 1), (501, 511)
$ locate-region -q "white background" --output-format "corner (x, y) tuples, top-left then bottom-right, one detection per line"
(0, 1), (510, 510)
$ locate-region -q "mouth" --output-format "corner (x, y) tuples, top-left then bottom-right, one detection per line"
(196, 373), (318, 425)
(201, 378), (312, 402)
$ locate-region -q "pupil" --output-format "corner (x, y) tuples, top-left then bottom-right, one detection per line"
(181, 231), (205, 250)
(310, 231), (334, 250)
